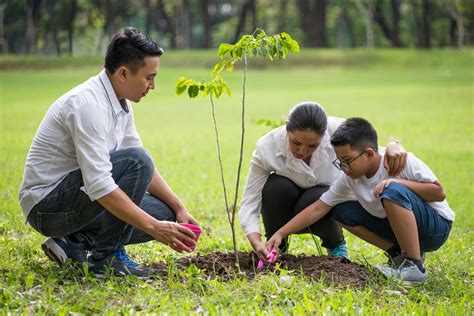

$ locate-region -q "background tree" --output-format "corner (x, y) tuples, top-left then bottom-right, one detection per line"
(296, 0), (327, 47)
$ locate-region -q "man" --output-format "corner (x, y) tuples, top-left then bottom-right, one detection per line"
(19, 27), (198, 278)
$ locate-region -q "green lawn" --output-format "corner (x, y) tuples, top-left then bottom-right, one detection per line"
(0, 49), (473, 314)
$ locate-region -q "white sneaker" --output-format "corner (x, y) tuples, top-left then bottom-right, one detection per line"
(377, 258), (427, 285)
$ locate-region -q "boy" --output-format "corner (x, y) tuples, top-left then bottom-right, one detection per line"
(266, 118), (454, 284)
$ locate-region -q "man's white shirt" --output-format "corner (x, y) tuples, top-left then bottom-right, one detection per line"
(19, 69), (142, 218)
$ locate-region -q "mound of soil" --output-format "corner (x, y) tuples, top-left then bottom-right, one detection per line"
(153, 251), (371, 287)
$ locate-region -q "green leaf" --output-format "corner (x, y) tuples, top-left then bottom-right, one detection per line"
(188, 85), (199, 98)
(218, 43), (234, 58)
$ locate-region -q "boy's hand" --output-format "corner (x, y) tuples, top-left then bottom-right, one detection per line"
(374, 179), (400, 198)
(384, 141), (407, 176)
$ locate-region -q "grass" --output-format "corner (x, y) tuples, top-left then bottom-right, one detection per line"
(0, 49), (473, 314)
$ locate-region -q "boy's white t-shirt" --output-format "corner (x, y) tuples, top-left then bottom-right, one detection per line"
(320, 148), (455, 221)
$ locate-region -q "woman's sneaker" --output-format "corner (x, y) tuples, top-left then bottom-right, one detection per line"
(328, 242), (350, 261)
(41, 237), (88, 265)
(377, 258), (427, 285)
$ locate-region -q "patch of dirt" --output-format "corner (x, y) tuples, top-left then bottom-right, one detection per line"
(152, 251), (372, 288)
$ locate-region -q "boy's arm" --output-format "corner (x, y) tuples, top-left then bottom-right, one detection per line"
(374, 179), (446, 202)
(266, 199), (332, 254)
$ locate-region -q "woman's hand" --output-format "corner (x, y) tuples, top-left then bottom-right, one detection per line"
(248, 233), (269, 261)
(384, 141), (407, 176)
(266, 232), (284, 260)
(150, 221), (196, 253)
(374, 179), (400, 198)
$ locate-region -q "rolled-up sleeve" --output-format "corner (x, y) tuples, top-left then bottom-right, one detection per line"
(64, 101), (118, 201)
(239, 143), (270, 236)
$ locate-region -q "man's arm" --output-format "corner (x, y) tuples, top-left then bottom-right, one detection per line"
(266, 199), (332, 255)
(148, 169), (199, 225)
(98, 187), (196, 252)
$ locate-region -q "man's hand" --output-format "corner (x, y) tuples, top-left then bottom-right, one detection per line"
(247, 233), (269, 261)
(176, 208), (200, 226)
(150, 221), (196, 253)
(384, 140), (407, 176)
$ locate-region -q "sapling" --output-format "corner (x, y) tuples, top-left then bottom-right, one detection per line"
(176, 29), (300, 265)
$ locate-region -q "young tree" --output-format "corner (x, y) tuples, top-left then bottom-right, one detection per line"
(175, 29), (299, 264)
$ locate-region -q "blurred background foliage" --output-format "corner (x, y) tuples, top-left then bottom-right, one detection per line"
(0, 0), (472, 57)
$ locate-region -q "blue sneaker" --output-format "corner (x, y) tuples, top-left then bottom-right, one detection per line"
(111, 247), (139, 268)
(327, 242), (350, 261)
(41, 237), (88, 265)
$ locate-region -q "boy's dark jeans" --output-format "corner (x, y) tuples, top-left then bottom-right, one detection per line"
(27, 147), (176, 260)
(261, 174), (345, 251)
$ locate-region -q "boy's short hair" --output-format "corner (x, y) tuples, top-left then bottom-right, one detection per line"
(105, 27), (163, 74)
(330, 117), (378, 152)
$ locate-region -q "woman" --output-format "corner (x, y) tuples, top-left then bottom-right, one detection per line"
(238, 101), (407, 261)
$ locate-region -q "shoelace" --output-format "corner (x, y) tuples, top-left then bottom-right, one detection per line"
(329, 244), (348, 257)
(112, 248), (139, 268)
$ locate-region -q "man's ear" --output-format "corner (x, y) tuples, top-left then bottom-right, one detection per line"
(117, 66), (128, 82)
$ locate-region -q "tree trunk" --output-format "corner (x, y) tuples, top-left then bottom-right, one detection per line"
(355, 0), (374, 49)
(68, 0), (77, 55)
(145, 0), (154, 35)
(157, 0), (177, 49)
(296, 0), (327, 47)
(0, 4), (5, 53)
(277, 0), (288, 32)
(176, 0), (191, 48)
(446, 1), (465, 48)
(45, 0), (60, 55)
(25, 0), (42, 54)
(416, 0), (431, 48)
(373, 0), (402, 47)
(337, 2), (351, 48)
(200, 0), (210, 48)
(233, 0), (257, 43)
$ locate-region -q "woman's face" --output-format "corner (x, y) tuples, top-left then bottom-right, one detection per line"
(287, 129), (322, 161)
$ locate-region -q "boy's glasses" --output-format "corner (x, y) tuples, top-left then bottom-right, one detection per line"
(332, 151), (365, 173)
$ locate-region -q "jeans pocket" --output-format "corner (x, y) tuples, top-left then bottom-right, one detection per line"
(37, 211), (83, 237)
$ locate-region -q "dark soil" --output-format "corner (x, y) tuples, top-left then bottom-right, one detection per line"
(152, 251), (372, 288)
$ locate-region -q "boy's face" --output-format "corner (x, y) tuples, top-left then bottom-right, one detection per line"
(333, 144), (371, 179)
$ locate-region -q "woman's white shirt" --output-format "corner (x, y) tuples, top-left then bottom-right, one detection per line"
(238, 116), (345, 236)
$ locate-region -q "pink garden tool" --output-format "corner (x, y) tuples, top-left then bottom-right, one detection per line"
(257, 249), (277, 269)
(179, 223), (202, 251)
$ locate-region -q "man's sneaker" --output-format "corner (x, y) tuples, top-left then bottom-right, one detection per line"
(89, 254), (155, 278)
(328, 242), (350, 261)
(377, 258), (427, 285)
(41, 237), (88, 265)
(112, 247), (140, 268)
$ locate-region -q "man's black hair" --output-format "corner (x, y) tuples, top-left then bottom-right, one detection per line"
(105, 27), (163, 74)
(286, 102), (327, 136)
(330, 117), (378, 152)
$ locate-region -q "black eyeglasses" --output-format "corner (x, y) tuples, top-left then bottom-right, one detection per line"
(332, 151), (365, 173)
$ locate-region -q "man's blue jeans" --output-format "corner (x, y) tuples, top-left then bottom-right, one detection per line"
(331, 183), (452, 253)
(27, 147), (176, 260)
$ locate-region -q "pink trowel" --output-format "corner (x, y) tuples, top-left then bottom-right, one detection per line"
(257, 249), (277, 269)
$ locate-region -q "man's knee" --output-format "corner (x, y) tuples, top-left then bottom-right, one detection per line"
(119, 147), (154, 175)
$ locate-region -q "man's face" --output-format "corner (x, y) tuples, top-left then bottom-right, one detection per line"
(333, 144), (369, 179)
(124, 56), (159, 102)
(287, 129), (322, 161)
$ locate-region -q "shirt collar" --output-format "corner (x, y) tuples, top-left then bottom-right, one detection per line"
(98, 69), (129, 115)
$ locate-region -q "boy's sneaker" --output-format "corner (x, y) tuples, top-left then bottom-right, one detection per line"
(89, 248), (155, 278)
(385, 252), (425, 269)
(41, 237), (88, 265)
(377, 258), (427, 285)
(328, 242), (350, 261)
